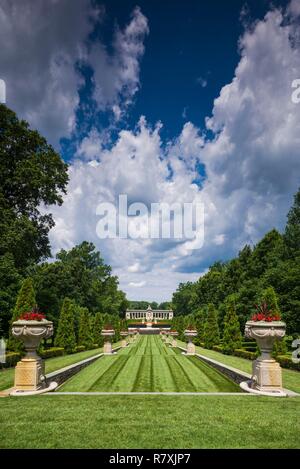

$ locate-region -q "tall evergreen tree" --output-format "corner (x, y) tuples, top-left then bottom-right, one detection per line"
(203, 303), (220, 349)
(7, 277), (36, 351)
(78, 307), (92, 348)
(94, 312), (104, 347)
(54, 298), (76, 354)
(284, 187), (300, 258)
(222, 295), (242, 353)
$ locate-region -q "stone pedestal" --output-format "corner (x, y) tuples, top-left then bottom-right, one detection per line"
(101, 328), (115, 355)
(14, 358), (45, 391)
(186, 340), (196, 355)
(171, 338), (177, 347)
(251, 358), (282, 392)
(121, 339), (127, 348)
(103, 340), (113, 354)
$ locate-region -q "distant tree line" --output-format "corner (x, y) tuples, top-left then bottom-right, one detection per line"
(172, 188), (300, 337)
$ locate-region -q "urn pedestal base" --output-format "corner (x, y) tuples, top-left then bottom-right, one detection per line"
(14, 358), (45, 392)
(183, 341), (196, 355)
(121, 339), (127, 348)
(251, 358), (283, 392)
(103, 341), (114, 354)
(171, 339), (177, 347)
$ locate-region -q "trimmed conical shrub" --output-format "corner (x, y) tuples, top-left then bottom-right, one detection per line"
(94, 312), (104, 347)
(203, 303), (220, 349)
(8, 277), (36, 351)
(54, 298), (76, 354)
(222, 295), (242, 354)
(78, 307), (92, 348)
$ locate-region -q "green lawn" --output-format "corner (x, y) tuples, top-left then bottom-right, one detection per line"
(1, 394), (299, 448)
(60, 336), (240, 392)
(177, 340), (300, 394)
(0, 346), (111, 391)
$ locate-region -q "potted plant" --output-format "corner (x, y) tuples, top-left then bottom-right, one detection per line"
(241, 303), (286, 395)
(11, 308), (54, 392)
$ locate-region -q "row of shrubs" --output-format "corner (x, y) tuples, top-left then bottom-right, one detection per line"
(1, 344), (101, 369)
(210, 345), (299, 370)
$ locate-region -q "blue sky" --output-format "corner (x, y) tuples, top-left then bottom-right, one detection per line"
(1, 0), (299, 301)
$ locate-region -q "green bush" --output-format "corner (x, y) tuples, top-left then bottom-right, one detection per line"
(74, 345), (85, 353)
(1, 351), (21, 368)
(233, 349), (257, 360)
(92, 344), (99, 349)
(212, 345), (223, 353)
(54, 298), (77, 354)
(277, 355), (300, 371)
(39, 347), (64, 359)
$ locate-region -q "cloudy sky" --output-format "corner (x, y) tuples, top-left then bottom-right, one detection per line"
(1, 0), (300, 301)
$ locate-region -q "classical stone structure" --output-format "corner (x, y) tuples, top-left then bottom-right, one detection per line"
(126, 305), (173, 321)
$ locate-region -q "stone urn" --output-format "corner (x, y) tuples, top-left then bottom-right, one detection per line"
(169, 331), (179, 347)
(184, 329), (197, 355)
(101, 327), (115, 354)
(241, 320), (286, 395)
(12, 319), (53, 392)
(120, 330), (128, 348)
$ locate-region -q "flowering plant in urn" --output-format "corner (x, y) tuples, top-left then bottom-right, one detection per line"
(241, 295), (286, 395)
(12, 307), (53, 360)
(11, 307), (54, 392)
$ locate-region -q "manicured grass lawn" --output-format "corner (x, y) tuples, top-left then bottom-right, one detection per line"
(0, 346), (110, 391)
(0, 394), (299, 448)
(60, 336), (240, 392)
(177, 340), (300, 394)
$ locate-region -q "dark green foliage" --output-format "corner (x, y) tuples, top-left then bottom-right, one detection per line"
(54, 298), (76, 354)
(78, 307), (92, 349)
(0, 351), (21, 368)
(203, 304), (220, 349)
(33, 242), (128, 328)
(222, 295), (242, 354)
(7, 277), (36, 351)
(284, 188), (300, 257)
(0, 104), (68, 271)
(39, 347), (65, 359)
(0, 253), (22, 336)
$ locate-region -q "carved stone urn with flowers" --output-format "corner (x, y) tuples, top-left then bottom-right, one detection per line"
(12, 308), (53, 392)
(240, 302), (286, 395)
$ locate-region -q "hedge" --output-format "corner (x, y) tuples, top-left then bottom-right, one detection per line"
(74, 345), (85, 353)
(1, 352), (21, 368)
(212, 345), (223, 353)
(39, 347), (65, 359)
(277, 355), (300, 371)
(233, 349), (257, 360)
